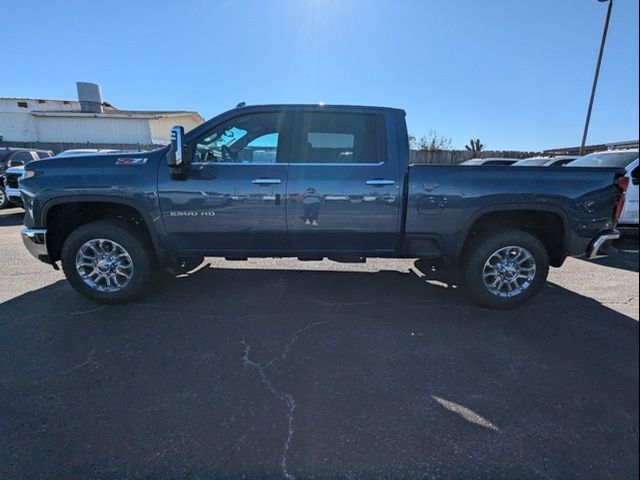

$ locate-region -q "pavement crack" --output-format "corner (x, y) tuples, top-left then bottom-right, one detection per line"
(263, 320), (330, 369)
(31, 348), (98, 385)
(240, 319), (331, 480)
(69, 305), (109, 316)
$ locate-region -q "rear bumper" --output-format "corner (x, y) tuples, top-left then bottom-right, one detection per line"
(21, 227), (51, 263)
(585, 229), (620, 260)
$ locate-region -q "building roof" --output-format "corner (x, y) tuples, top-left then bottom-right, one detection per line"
(544, 140), (639, 155)
(30, 110), (203, 121)
(1, 96), (204, 122)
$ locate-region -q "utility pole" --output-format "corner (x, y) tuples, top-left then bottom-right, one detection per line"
(579, 0), (613, 156)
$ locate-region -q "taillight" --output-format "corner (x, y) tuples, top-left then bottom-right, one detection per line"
(613, 176), (630, 220)
(617, 176), (630, 192)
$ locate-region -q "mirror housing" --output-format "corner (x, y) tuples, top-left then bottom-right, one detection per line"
(167, 125), (188, 179)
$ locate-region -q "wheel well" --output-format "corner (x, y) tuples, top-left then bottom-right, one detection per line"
(462, 210), (567, 267)
(45, 202), (155, 263)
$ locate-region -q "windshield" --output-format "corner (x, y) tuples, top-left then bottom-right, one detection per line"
(568, 151), (638, 168)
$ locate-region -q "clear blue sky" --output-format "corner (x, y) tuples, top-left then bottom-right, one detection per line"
(2, 0), (638, 150)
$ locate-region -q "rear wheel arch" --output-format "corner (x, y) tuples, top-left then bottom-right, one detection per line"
(459, 208), (569, 267)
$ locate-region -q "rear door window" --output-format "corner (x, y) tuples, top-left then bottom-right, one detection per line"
(291, 111), (386, 164)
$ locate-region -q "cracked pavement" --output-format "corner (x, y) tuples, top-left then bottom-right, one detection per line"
(0, 207), (638, 479)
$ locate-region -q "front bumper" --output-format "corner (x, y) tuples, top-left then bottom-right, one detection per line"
(21, 227), (51, 263)
(585, 229), (620, 260)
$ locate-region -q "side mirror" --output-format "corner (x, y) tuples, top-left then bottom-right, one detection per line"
(167, 125), (188, 179)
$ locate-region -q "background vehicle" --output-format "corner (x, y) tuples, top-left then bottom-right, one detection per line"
(56, 149), (118, 157)
(19, 104), (625, 309)
(567, 150), (639, 226)
(0, 148), (53, 208)
(512, 156), (578, 167)
(460, 157), (520, 166)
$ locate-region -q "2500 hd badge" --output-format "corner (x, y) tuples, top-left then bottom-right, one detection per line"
(166, 211), (216, 216)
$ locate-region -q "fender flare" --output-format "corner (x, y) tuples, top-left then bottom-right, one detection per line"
(454, 204), (571, 260)
(41, 195), (169, 263)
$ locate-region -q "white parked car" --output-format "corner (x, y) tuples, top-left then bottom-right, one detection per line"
(460, 158), (520, 166)
(512, 156), (578, 167)
(55, 148), (118, 157)
(567, 149), (639, 226)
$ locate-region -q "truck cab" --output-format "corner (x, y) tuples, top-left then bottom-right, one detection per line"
(161, 104), (405, 255)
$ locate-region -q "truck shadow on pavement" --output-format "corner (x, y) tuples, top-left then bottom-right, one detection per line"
(1, 266), (638, 479)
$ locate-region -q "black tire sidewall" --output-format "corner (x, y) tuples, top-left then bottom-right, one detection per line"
(61, 221), (152, 303)
(463, 229), (550, 309)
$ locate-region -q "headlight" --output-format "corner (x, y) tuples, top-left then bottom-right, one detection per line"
(22, 170), (36, 180)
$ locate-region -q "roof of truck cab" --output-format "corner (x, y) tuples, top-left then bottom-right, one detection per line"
(228, 104), (407, 115)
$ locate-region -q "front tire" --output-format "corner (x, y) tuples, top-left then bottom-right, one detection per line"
(61, 221), (152, 303)
(463, 229), (549, 309)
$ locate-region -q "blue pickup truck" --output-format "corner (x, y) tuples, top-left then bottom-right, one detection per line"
(19, 104), (625, 309)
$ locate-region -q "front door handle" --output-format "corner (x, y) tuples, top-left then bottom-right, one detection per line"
(252, 178), (282, 185)
(366, 179), (395, 186)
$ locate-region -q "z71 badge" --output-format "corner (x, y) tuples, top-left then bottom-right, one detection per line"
(116, 157), (148, 165)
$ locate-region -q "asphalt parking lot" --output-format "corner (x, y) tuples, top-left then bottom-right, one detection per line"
(0, 206), (638, 479)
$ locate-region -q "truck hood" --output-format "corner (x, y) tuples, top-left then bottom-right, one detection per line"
(24, 150), (165, 174)
(21, 148), (168, 197)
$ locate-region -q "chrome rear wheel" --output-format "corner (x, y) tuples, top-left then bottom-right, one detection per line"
(482, 245), (536, 298)
(463, 229), (549, 309)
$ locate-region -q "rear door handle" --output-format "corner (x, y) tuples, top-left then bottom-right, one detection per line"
(366, 179), (395, 186)
(252, 178), (282, 185)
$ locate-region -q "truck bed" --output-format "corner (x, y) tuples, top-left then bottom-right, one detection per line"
(404, 165), (620, 264)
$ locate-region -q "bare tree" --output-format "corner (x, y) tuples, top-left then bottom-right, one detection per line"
(411, 130), (452, 152)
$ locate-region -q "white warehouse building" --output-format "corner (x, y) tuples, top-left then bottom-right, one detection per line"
(0, 82), (203, 149)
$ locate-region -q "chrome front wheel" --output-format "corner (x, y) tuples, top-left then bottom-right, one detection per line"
(75, 238), (134, 292)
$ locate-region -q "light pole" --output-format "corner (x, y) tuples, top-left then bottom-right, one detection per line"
(579, 0), (613, 155)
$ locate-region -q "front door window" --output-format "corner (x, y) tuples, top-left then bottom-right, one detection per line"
(195, 113), (284, 164)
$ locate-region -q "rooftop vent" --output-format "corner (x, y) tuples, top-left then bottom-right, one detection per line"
(76, 82), (103, 113)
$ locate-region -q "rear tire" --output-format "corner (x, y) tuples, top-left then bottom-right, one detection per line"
(61, 221), (152, 303)
(463, 229), (549, 309)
